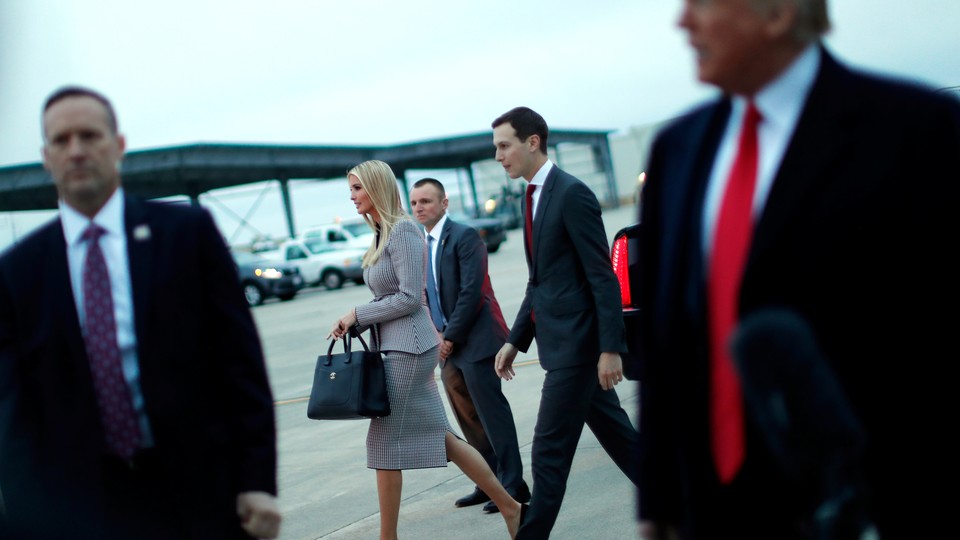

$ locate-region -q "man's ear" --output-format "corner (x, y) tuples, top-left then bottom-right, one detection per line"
(764, 1), (798, 39)
(526, 134), (541, 153)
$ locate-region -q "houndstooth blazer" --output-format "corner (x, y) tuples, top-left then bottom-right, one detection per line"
(354, 218), (441, 355)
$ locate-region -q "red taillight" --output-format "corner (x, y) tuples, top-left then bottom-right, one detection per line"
(611, 235), (631, 307)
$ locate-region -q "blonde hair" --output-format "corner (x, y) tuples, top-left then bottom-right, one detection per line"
(348, 160), (409, 268)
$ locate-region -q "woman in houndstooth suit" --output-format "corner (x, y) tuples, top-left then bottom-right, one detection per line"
(328, 160), (523, 539)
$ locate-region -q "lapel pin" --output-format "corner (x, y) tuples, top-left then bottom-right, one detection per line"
(133, 224), (151, 242)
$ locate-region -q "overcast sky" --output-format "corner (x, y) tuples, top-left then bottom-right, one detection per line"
(2, 0), (959, 168)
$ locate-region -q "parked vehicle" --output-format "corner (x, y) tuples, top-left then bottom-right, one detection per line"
(298, 220), (374, 250)
(261, 239), (365, 290)
(480, 182), (524, 230)
(610, 223), (642, 381)
(449, 211), (507, 253)
(231, 251), (304, 307)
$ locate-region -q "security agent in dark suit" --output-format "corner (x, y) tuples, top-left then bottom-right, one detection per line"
(409, 177), (530, 514)
(0, 86), (281, 539)
(636, 2), (960, 539)
(493, 107), (640, 539)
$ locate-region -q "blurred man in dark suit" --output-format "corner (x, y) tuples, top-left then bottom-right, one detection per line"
(410, 177), (529, 514)
(0, 86), (280, 539)
(636, 1), (960, 538)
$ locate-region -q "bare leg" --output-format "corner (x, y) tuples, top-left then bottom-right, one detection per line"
(445, 432), (522, 538)
(376, 469), (402, 540)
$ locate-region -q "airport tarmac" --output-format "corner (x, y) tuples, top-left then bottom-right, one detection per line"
(251, 202), (641, 539)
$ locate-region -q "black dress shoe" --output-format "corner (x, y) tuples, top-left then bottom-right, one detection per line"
(455, 488), (491, 507)
(483, 482), (531, 513)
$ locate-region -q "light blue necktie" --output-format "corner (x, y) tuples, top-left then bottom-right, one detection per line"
(425, 235), (445, 331)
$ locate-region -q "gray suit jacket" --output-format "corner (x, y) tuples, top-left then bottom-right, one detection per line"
(434, 218), (509, 364)
(355, 218), (440, 355)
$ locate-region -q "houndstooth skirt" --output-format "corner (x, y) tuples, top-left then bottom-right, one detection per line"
(367, 346), (453, 469)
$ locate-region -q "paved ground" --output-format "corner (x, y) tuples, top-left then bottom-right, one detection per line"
(253, 203), (642, 539)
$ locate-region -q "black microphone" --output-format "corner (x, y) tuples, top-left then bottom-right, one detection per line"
(731, 308), (868, 540)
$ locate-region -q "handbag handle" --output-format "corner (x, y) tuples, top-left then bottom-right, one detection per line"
(324, 332), (372, 366)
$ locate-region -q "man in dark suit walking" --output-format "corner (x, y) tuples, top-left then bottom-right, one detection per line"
(409, 177), (530, 514)
(636, 2), (960, 539)
(493, 107), (640, 539)
(0, 86), (281, 539)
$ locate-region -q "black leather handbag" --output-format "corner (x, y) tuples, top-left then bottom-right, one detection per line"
(307, 333), (390, 420)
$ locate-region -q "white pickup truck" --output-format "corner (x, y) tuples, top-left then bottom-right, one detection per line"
(261, 239), (366, 290)
(298, 220), (374, 251)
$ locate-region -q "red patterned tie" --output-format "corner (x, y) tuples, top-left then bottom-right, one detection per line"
(524, 183), (536, 260)
(708, 102), (761, 484)
(82, 224), (141, 458)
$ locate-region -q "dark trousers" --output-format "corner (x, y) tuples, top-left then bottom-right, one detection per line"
(517, 362), (639, 540)
(442, 355), (526, 492)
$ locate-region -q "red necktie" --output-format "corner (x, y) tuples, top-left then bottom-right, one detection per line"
(82, 224), (142, 458)
(524, 183), (536, 260)
(707, 102), (761, 484)
(524, 183), (536, 323)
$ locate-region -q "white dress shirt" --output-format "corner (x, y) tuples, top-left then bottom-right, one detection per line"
(702, 44), (820, 259)
(525, 159), (555, 221)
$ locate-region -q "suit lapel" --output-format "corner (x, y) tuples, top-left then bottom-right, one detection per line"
(531, 167), (558, 278)
(658, 100), (731, 324)
(436, 219), (453, 292)
(522, 189), (534, 270)
(43, 220), (89, 368)
(124, 196), (154, 349)
(747, 48), (856, 271)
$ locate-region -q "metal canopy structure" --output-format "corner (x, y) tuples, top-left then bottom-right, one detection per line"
(1, 129), (618, 238)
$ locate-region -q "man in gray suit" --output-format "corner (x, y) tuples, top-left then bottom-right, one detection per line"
(493, 107), (639, 539)
(409, 178), (530, 514)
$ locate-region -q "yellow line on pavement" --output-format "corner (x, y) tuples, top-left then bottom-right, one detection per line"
(275, 358), (541, 406)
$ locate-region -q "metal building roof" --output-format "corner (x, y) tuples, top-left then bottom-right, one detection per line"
(0, 130), (613, 211)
